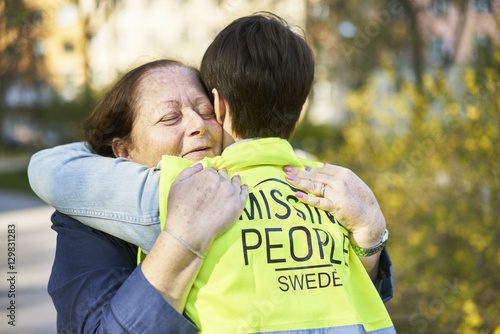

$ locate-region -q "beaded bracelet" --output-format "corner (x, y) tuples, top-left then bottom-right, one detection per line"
(164, 228), (205, 259)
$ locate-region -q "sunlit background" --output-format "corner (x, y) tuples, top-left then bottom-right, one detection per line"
(0, 0), (499, 333)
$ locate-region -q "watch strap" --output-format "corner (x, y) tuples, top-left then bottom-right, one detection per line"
(351, 229), (389, 257)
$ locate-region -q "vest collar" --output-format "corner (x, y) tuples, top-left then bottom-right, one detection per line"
(215, 137), (304, 171)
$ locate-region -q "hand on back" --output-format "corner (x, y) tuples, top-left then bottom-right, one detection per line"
(166, 164), (249, 253)
(284, 164), (386, 248)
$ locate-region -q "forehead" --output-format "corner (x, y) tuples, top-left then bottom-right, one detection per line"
(133, 65), (209, 119)
(138, 66), (202, 95)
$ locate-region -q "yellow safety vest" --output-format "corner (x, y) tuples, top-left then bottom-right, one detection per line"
(157, 138), (395, 334)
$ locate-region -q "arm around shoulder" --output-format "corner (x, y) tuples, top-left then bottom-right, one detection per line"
(28, 142), (162, 251)
(28, 142), (92, 206)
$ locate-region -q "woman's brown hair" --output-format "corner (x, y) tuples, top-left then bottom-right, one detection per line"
(83, 59), (204, 157)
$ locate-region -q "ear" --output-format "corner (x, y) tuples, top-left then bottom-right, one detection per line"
(112, 138), (131, 159)
(212, 88), (226, 125)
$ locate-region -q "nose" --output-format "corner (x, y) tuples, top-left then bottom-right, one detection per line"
(185, 109), (207, 136)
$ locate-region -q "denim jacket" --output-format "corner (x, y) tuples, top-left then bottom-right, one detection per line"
(28, 142), (162, 252)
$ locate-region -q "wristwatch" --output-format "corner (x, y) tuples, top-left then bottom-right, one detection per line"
(351, 229), (389, 257)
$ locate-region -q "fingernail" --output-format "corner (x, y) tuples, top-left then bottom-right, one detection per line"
(221, 168), (227, 172)
(295, 192), (304, 198)
(244, 184), (248, 188)
(283, 166), (293, 172)
(324, 162), (332, 166)
(235, 174), (241, 179)
(286, 174), (295, 181)
(194, 163), (202, 168)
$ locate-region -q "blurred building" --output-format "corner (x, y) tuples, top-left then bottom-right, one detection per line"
(79, 0), (307, 89)
(40, 0), (87, 100)
(0, 0), (87, 146)
(1, 0), (87, 100)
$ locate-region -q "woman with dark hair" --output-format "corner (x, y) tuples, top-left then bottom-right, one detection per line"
(30, 59), (248, 333)
(84, 59), (221, 164)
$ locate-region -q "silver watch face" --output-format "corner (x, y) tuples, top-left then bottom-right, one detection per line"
(381, 229), (389, 243)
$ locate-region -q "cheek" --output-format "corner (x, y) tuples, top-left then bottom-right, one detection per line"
(152, 127), (184, 155)
(139, 126), (184, 162)
(207, 119), (223, 143)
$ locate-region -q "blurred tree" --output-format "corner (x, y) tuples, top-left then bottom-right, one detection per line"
(306, 0), (409, 87)
(291, 60), (500, 334)
(297, 2), (500, 332)
(0, 0), (49, 148)
(452, 0), (470, 61)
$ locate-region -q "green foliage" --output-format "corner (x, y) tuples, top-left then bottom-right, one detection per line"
(291, 121), (345, 158)
(291, 63), (500, 333)
(0, 170), (34, 195)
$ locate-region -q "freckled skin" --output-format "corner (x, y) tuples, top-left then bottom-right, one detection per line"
(125, 66), (222, 167)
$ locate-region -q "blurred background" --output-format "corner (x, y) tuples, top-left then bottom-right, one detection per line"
(0, 0), (499, 333)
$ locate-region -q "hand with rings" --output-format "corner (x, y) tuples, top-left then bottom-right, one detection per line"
(283, 163), (386, 250)
(320, 183), (326, 197)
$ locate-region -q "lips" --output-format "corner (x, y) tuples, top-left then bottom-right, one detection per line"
(182, 146), (213, 160)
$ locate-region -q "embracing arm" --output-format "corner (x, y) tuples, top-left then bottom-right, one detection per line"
(50, 165), (248, 332)
(28, 142), (161, 252)
(141, 165), (248, 312)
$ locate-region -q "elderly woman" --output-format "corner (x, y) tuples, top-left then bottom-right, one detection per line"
(30, 59), (248, 333)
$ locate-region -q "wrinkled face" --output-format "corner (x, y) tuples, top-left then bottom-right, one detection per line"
(126, 66), (222, 167)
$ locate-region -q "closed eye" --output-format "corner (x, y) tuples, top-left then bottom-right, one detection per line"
(196, 104), (215, 120)
(160, 117), (181, 125)
(200, 113), (215, 120)
(159, 111), (182, 125)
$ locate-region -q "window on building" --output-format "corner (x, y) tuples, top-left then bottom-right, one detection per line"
(474, 0), (492, 13)
(474, 35), (493, 67)
(32, 11), (43, 24)
(62, 74), (78, 100)
(428, 0), (448, 16)
(428, 36), (451, 67)
(6, 13), (16, 29)
(64, 42), (74, 53)
(7, 45), (18, 58)
(57, 4), (79, 27)
(33, 41), (45, 57)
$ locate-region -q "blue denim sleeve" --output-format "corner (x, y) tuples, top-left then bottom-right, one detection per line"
(49, 211), (198, 334)
(374, 247), (394, 303)
(28, 142), (161, 252)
